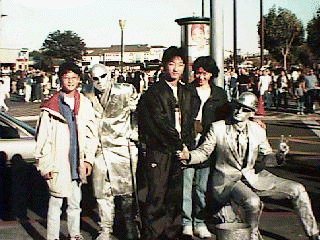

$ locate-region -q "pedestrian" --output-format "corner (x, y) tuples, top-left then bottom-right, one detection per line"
(304, 69), (319, 114)
(295, 77), (307, 115)
(276, 69), (291, 110)
(137, 46), (200, 240)
(33, 70), (43, 102)
(0, 80), (9, 112)
(237, 68), (251, 95)
(24, 73), (33, 102)
(182, 56), (228, 239)
(34, 62), (98, 240)
(86, 63), (140, 240)
(178, 91), (320, 240)
(258, 69), (272, 108)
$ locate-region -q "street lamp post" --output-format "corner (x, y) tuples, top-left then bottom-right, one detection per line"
(260, 0), (264, 69)
(119, 19), (126, 73)
(233, 0), (237, 72)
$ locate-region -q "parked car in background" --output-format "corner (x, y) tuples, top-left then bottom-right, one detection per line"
(0, 112), (36, 165)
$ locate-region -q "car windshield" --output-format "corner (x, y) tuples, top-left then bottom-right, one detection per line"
(0, 112), (35, 136)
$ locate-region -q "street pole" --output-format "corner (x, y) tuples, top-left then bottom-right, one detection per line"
(260, 0), (264, 69)
(119, 19), (126, 73)
(0, 0), (7, 49)
(210, 0), (224, 88)
(233, 0), (237, 72)
(202, 0), (205, 17)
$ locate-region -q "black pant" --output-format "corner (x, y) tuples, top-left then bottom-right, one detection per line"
(140, 149), (182, 240)
(305, 89), (318, 113)
(277, 91), (288, 109)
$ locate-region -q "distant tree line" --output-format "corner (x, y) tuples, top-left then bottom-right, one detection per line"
(258, 5), (320, 69)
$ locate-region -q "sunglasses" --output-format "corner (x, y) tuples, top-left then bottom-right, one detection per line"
(234, 103), (253, 112)
(92, 73), (107, 81)
(241, 107), (253, 112)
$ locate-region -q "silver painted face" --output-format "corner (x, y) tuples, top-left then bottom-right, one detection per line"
(91, 64), (110, 92)
(232, 105), (254, 122)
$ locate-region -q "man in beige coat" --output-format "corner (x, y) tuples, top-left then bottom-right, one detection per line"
(178, 92), (320, 240)
(35, 62), (98, 240)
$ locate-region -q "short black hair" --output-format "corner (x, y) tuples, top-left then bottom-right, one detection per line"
(192, 56), (220, 78)
(58, 62), (81, 79)
(161, 46), (186, 67)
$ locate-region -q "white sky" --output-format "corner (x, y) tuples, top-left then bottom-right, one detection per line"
(0, 0), (319, 55)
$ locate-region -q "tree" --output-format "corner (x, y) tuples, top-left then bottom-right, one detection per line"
(307, 8), (320, 60)
(290, 44), (314, 67)
(41, 30), (86, 62)
(29, 50), (53, 72)
(258, 6), (304, 69)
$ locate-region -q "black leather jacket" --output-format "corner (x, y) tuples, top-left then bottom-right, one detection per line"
(138, 79), (200, 153)
(201, 84), (229, 136)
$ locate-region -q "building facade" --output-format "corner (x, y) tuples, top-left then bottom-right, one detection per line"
(0, 48), (29, 71)
(82, 44), (166, 69)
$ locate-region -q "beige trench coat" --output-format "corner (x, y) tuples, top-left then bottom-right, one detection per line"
(34, 93), (98, 198)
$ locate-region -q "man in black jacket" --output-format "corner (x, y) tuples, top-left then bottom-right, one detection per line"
(137, 46), (200, 240)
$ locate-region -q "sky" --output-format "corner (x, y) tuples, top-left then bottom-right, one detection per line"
(0, 0), (319, 55)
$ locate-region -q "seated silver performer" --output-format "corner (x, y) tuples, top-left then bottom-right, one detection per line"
(178, 92), (320, 240)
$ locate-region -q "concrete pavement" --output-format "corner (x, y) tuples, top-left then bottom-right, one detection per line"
(2, 97), (320, 240)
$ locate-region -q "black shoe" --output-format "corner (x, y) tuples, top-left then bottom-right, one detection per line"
(309, 234), (320, 240)
(180, 235), (193, 240)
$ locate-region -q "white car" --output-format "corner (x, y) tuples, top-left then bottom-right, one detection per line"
(0, 112), (36, 165)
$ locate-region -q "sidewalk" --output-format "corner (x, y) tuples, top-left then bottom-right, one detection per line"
(0, 209), (313, 240)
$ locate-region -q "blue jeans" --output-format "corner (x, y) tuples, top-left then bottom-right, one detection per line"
(182, 166), (210, 227)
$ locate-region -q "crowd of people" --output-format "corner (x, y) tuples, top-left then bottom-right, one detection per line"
(224, 66), (320, 114)
(31, 46), (320, 240)
(1, 62), (320, 117)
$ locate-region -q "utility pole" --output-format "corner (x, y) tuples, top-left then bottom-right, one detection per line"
(260, 0), (264, 69)
(210, 0), (224, 88)
(233, 0), (237, 72)
(0, 0), (7, 48)
(202, 0), (205, 17)
(119, 19), (126, 73)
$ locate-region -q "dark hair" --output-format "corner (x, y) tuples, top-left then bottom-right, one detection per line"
(192, 56), (220, 78)
(58, 62), (81, 79)
(161, 46), (186, 68)
(0, 80), (3, 84)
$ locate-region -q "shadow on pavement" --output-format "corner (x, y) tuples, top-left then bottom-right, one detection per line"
(0, 152), (49, 221)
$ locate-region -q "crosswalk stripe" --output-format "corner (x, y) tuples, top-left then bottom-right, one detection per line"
(302, 120), (320, 138)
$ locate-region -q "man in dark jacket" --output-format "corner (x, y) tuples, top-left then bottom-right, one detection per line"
(137, 46), (200, 240)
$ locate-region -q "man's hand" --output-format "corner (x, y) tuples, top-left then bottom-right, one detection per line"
(43, 172), (53, 180)
(177, 145), (190, 163)
(84, 162), (93, 176)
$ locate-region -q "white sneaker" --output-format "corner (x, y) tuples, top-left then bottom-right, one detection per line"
(194, 225), (211, 239)
(182, 225), (193, 236)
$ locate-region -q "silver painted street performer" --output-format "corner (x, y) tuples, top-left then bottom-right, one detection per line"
(177, 91), (320, 240)
(86, 64), (140, 240)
